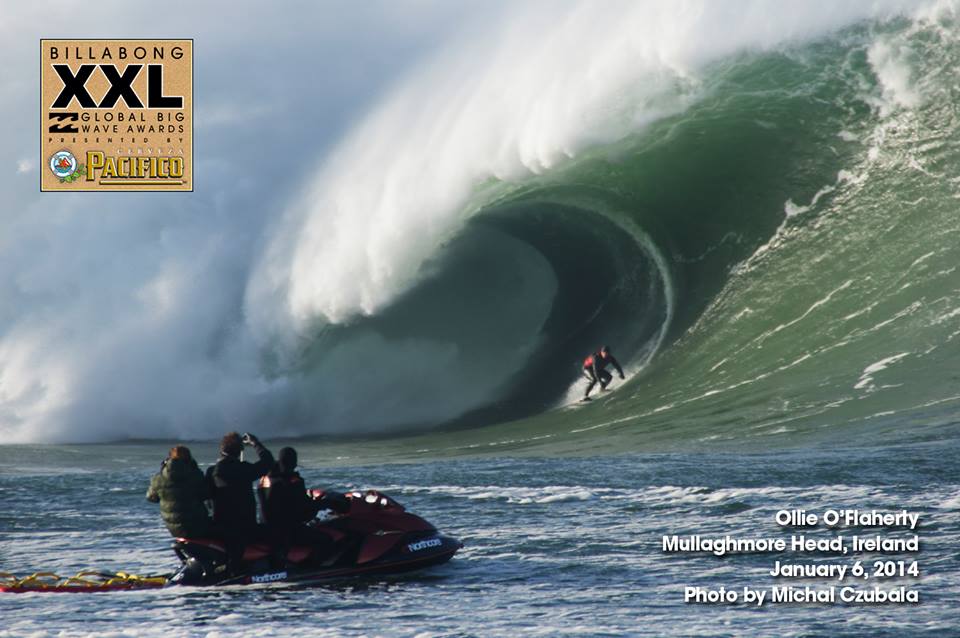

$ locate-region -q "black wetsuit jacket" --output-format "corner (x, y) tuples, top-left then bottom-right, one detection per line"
(259, 468), (350, 531)
(258, 468), (321, 532)
(206, 442), (274, 530)
(583, 351), (624, 379)
(146, 457), (212, 538)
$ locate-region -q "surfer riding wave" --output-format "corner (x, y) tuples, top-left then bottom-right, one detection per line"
(581, 346), (624, 401)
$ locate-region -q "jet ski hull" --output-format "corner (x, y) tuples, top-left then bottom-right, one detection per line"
(168, 490), (462, 587)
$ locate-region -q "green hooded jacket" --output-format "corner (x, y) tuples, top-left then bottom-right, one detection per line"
(146, 457), (213, 538)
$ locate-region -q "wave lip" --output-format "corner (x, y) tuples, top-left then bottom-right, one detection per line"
(247, 0), (929, 345)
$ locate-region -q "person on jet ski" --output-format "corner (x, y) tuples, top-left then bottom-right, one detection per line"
(258, 447), (348, 567)
(581, 345), (625, 401)
(206, 431), (274, 574)
(146, 445), (213, 538)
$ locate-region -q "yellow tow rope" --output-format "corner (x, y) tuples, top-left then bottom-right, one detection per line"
(0, 570), (168, 593)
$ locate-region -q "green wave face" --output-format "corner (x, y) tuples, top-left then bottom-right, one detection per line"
(401, 14), (960, 453)
(257, 11), (960, 455)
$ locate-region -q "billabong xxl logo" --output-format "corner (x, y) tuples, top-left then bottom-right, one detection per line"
(41, 39), (193, 192)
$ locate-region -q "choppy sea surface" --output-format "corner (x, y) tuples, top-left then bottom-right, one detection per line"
(1, 440), (957, 637)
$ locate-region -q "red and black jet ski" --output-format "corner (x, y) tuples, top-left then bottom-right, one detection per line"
(168, 490), (462, 586)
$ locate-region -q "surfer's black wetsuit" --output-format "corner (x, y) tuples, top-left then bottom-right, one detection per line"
(582, 350), (624, 399)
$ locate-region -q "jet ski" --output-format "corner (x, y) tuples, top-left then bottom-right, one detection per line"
(168, 489), (462, 587)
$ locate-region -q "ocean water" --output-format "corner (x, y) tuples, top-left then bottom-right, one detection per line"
(4, 0), (960, 635)
(1, 441), (957, 637)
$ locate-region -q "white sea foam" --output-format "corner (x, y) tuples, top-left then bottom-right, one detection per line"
(854, 352), (911, 391)
(867, 38), (923, 116)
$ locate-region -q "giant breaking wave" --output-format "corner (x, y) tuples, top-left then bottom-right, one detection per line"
(3, 0), (960, 447)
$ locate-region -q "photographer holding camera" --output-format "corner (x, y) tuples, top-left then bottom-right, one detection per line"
(206, 431), (274, 575)
(146, 445), (212, 539)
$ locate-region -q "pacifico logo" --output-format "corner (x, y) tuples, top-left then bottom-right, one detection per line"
(41, 39), (193, 192)
(49, 150), (80, 180)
